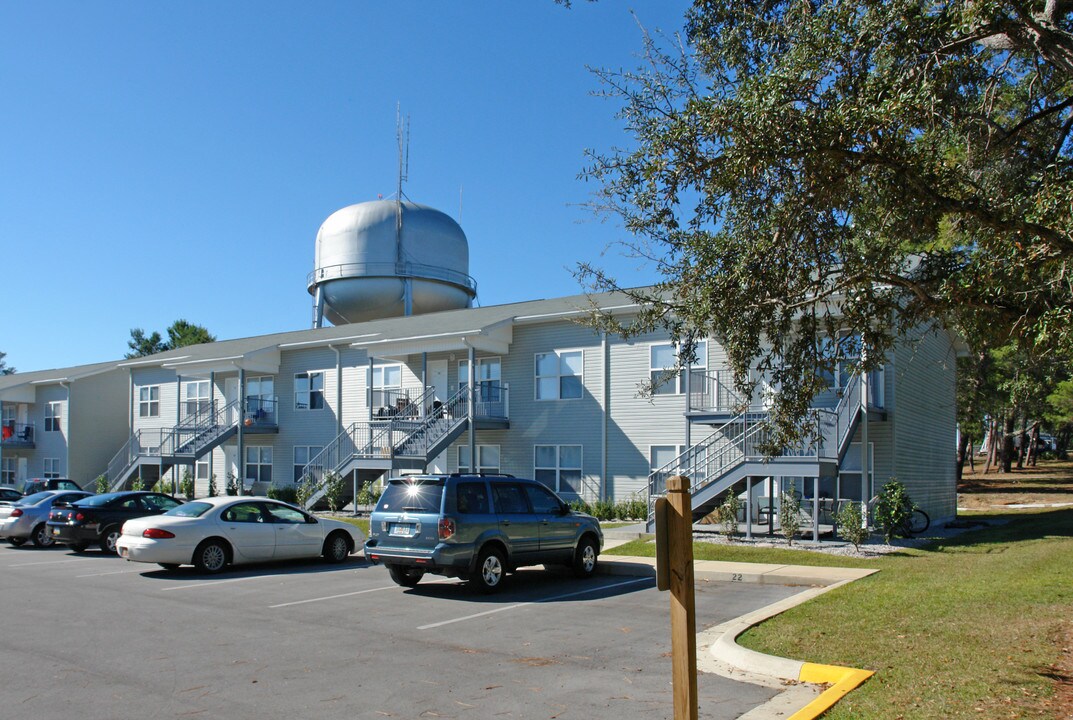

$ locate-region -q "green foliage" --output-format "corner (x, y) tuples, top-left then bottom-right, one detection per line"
(836, 501), (869, 553)
(125, 320), (215, 359)
(225, 472), (237, 496)
(874, 479), (916, 544)
(130, 477), (144, 492)
(94, 474), (109, 494)
(778, 492), (802, 546)
(267, 484), (299, 505)
(0, 350), (14, 375)
(152, 478), (171, 495)
(569, 496), (647, 521)
(323, 471), (346, 513)
(715, 492), (741, 541)
(207, 474), (217, 498)
(295, 474), (318, 509)
(179, 470), (195, 500)
(580, 1), (1073, 448)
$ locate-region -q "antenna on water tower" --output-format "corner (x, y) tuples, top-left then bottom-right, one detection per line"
(396, 103), (412, 313)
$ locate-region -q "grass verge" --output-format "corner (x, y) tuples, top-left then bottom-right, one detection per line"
(325, 515), (370, 535)
(605, 510), (1073, 719)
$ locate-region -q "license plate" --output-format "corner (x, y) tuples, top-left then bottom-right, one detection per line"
(52, 528), (61, 536)
(389, 523), (413, 537)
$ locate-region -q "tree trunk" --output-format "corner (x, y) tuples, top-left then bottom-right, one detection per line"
(1016, 416), (1029, 469)
(1027, 422), (1041, 467)
(968, 436), (976, 473)
(986, 419), (1000, 472)
(1001, 415), (1016, 473)
(956, 432), (971, 484)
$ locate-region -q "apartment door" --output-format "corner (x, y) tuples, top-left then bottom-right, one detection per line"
(223, 446), (239, 485)
(428, 360), (448, 402)
(17, 457), (27, 483)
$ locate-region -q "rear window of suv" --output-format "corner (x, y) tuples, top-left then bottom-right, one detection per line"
(377, 478), (445, 513)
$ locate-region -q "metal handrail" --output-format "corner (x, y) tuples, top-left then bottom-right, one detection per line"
(1, 421), (34, 444)
(307, 261), (478, 294)
(244, 396), (278, 425)
(688, 370), (744, 413)
(371, 386), (437, 420)
(392, 385), (471, 458)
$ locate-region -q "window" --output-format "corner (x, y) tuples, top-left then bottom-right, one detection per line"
(294, 372), (324, 410)
(43, 458), (61, 479)
(2, 405), (14, 426)
(650, 445), (685, 473)
(817, 333), (862, 391)
(459, 357), (501, 400)
(182, 380), (210, 419)
(267, 504), (308, 524)
(1, 458), (15, 484)
(368, 364), (403, 408)
(195, 459), (209, 481)
(247, 376), (275, 418)
(535, 350), (583, 400)
(650, 444), (708, 485)
(293, 445), (323, 482)
(457, 445), (500, 475)
(524, 484), (563, 514)
(456, 482), (490, 515)
(245, 446), (272, 484)
(534, 445), (582, 494)
(649, 341), (707, 395)
(491, 483), (530, 514)
(222, 502), (265, 523)
(140, 494), (182, 512)
(45, 401), (62, 432)
(139, 386), (160, 418)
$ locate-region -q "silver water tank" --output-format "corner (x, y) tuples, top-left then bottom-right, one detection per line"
(307, 200), (477, 326)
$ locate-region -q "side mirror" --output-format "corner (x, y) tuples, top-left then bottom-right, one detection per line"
(306, 516), (319, 524)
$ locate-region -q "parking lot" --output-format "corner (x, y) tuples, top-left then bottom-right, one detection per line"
(1, 542), (809, 719)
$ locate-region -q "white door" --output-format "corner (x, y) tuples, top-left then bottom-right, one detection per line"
(224, 377), (240, 425)
(218, 501), (275, 561)
(17, 457), (28, 482)
(428, 360), (448, 402)
(16, 404), (28, 425)
(223, 447), (239, 486)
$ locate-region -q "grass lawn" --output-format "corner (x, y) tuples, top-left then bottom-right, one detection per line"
(606, 461), (1073, 719)
(324, 515), (370, 535)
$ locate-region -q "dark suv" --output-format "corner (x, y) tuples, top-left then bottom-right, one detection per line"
(364, 473), (603, 592)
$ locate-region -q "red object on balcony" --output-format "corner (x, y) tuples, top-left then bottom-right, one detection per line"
(1, 426), (12, 440)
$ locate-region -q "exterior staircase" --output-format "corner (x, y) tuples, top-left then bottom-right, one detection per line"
(646, 375), (863, 529)
(105, 400), (242, 491)
(301, 384), (504, 510)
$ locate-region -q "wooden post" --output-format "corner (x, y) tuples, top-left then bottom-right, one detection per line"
(666, 475), (698, 720)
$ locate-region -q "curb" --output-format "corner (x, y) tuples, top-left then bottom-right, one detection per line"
(599, 555), (878, 719)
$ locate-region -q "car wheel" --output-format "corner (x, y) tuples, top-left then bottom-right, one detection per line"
(69, 542), (88, 553)
(158, 563), (180, 571)
(322, 532), (351, 563)
(470, 546), (506, 593)
(193, 539), (229, 574)
(99, 526), (121, 555)
(31, 523), (55, 548)
(8, 537), (27, 547)
(572, 535), (599, 578)
(387, 563), (424, 588)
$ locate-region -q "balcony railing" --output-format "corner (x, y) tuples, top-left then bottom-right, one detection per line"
(1, 422), (35, 446)
(244, 396), (278, 426)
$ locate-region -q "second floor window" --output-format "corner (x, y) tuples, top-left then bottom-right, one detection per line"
(45, 401), (62, 432)
(535, 350), (583, 400)
(649, 341), (707, 395)
(139, 386), (160, 418)
(294, 372), (324, 410)
(183, 380), (210, 419)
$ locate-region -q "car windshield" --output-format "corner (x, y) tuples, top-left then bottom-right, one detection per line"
(77, 492), (126, 507)
(18, 491), (54, 505)
(377, 478), (445, 513)
(164, 502), (213, 518)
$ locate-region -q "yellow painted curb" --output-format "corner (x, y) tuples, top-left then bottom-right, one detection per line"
(787, 663), (874, 720)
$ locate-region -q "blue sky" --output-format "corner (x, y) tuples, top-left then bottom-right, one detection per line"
(0, 1), (692, 373)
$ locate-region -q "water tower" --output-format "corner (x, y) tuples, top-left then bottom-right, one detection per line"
(307, 199), (477, 326)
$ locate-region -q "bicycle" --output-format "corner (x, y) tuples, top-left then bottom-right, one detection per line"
(866, 494), (930, 537)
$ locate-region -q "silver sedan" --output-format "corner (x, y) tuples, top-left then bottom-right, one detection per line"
(116, 496), (365, 573)
(0, 490), (92, 547)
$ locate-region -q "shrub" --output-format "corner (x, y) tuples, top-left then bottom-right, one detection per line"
(180, 470), (195, 499)
(130, 477), (144, 492)
(267, 484), (299, 505)
(778, 491), (802, 546)
(296, 474), (318, 509)
(225, 473), (238, 496)
(836, 501), (869, 552)
(874, 478), (915, 543)
(95, 474), (109, 494)
(715, 492), (741, 541)
(323, 471), (346, 512)
(208, 474), (217, 497)
(627, 497), (648, 521)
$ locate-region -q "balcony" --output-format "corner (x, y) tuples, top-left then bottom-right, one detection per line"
(243, 396), (278, 433)
(1, 422), (35, 449)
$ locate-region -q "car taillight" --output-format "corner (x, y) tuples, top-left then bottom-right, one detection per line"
(438, 517), (456, 541)
(10, 508), (22, 517)
(143, 528), (175, 539)
(75, 512), (85, 522)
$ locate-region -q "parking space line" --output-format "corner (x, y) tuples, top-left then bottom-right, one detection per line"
(7, 558), (88, 568)
(77, 568), (147, 578)
(416, 577), (653, 631)
(160, 575), (277, 591)
(268, 577), (454, 608)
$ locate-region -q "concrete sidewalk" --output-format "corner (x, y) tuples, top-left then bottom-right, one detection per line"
(598, 553), (879, 719)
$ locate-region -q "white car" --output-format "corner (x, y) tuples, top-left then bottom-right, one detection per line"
(116, 496), (365, 573)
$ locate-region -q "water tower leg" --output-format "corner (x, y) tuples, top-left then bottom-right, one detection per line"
(312, 287), (325, 329)
(403, 278), (413, 317)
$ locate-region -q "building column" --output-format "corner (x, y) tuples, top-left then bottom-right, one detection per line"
(208, 372), (215, 495)
(237, 368), (245, 496)
(467, 345), (475, 474)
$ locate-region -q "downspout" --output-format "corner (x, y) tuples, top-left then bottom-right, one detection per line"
(601, 332), (609, 502)
(860, 358), (870, 526)
(175, 374), (182, 493)
(467, 343), (475, 473)
(368, 355), (375, 422)
(237, 368), (246, 496)
(332, 345), (343, 433)
(128, 369), (134, 434)
(61, 382), (71, 481)
(208, 371), (215, 493)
